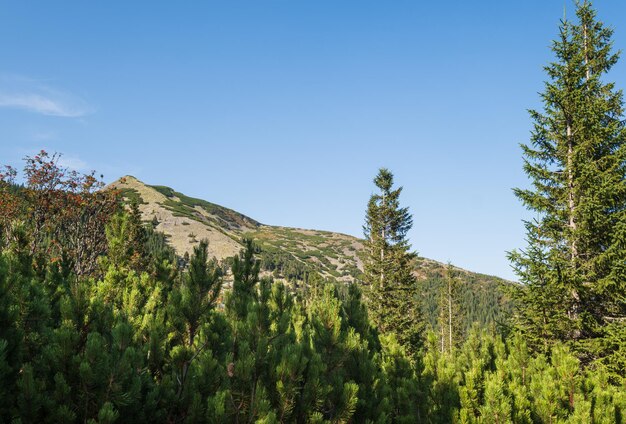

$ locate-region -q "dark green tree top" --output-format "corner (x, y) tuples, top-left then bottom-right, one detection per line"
(510, 1), (626, 372)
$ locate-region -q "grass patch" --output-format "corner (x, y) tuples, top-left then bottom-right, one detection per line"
(118, 188), (145, 205)
(151, 184), (259, 228)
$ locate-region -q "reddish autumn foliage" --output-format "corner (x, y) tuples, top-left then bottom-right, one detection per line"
(0, 165), (23, 237)
(0, 150), (120, 276)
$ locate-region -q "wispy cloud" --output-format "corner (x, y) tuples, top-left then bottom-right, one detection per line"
(0, 74), (93, 118)
(0, 93), (89, 117)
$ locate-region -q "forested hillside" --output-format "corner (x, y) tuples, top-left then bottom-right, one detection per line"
(0, 151), (623, 423)
(109, 175), (512, 339)
(0, 1), (625, 423)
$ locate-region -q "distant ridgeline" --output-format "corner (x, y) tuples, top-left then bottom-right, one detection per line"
(111, 175), (512, 336)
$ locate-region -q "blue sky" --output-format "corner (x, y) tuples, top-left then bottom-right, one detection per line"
(1, 1), (625, 281)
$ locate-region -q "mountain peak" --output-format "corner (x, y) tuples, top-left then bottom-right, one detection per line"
(110, 176), (509, 285)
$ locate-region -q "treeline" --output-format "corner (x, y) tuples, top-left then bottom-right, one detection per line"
(258, 250), (512, 339)
(0, 173), (623, 422)
(0, 215), (623, 422)
(420, 269), (511, 338)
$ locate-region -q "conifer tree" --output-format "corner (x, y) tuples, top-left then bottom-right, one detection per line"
(166, 239), (225, 421)
(304, 284), (360, 423)
(0, 250), (21, 421)
(510, 1), (626, 371)
(501, 335), (533, 424)
(437, 264), (461, 353)
(223, 240), (279, 423)
(379, 334), (421, 423)
(266, 283), (308, 423)
(105, 212), (136, 269)
(363, 168), (422, 354)
(421, 332), (460, 423)
(480, 372), (512, 424)
(227, 238), (261, 320)
(337, 283), (390, 423)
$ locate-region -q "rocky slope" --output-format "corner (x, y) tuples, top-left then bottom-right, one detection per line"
(108, 176), (507, 286)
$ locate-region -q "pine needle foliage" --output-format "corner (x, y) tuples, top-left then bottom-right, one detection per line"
(509, 1), (626, 375)
(363, 168), (423, 355)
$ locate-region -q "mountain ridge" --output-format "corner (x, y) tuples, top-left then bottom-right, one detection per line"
(108, 175), (510, 285)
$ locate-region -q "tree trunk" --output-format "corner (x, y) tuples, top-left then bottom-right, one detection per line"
(567, 122), (577, 262)
(566, 122), (581, 336)
(380, 191), (386, 289)
(448, 278), (453, 351)
(583, 23), (590, 81)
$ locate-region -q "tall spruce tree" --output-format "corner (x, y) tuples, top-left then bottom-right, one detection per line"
(363, 168), (422, 354)
(510, 1), (626, 372)
(437, 264), (461, 354)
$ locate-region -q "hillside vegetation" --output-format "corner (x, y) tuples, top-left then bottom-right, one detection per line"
(1, 2), (624, 422)
(110, 175), (512, 333)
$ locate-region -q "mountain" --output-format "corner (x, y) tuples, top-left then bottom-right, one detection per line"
(109, 176), (512, 331)
(108, 176), (499, 281)
(108, 175), (363, 282)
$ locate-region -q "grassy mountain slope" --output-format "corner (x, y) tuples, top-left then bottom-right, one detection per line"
(109, 176), (512, 330)
(110, 175), (367, 282)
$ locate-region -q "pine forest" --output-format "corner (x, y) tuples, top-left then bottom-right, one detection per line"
(1, 2), (625, 423)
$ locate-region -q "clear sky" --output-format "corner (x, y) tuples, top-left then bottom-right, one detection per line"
(1, 1), (625, 281)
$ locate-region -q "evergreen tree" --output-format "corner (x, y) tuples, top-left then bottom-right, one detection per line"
(509, 1), (626, 372)
(501, 335), (533, 424)
(227, 238), (261, 321)
(304, 284), (361, 423)
(166, 239), (225, 421)
(421, 332), (460, 423)
(437, 264), (462, 354)
(222, 240), (278, 423)
(480, 372), (512, 424)
(363, 168), (422, 355)
(266, 282), (309, 423)
(379, 334), (420, 423)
